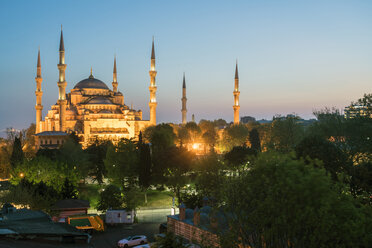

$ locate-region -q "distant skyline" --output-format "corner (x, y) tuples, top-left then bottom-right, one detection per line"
(0, 0), (371, 132)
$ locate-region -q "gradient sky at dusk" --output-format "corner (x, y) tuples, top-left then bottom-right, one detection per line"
(0, 0), (371, 132)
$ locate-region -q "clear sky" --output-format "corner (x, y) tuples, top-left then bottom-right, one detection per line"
(0, 0), (371, 132)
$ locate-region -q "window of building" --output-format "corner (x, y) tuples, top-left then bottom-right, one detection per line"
(57, 140), (60, 145)
(49, 140), (52, 144)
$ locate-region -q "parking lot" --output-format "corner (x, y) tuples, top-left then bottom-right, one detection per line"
(0, 222), (162, 248)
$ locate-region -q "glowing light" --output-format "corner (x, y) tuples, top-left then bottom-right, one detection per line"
(19, 173), (24, 178)
(192, 143), (198, 150)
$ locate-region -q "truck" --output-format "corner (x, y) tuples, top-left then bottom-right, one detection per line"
(67, 215), (105, 233)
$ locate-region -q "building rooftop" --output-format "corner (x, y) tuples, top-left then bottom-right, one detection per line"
(34, 131), (68, 136)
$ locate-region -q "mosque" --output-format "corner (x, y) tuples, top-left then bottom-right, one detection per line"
(34, 29), (157, 148)
(34, 28), (240, 149)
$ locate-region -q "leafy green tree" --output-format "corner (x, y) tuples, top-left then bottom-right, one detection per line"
(104, 139), (138, 188)
(85, 140), (111, 184)
(224, 146), (256, 167)
(177, 126), (190, 147)
(10, 137), (24, 168)
(144, 124), (176, 183)
(152, 231), (185, 248)
(185, 122), (201, 144)
(193, 153), (225, 202)
(138, 141), (152, 204)
(144, 124), (176, 153)
(310, 108), (345, 143)
(220, 152), (372, 248)
(213, 118), (227, 127)
(221, 124), (249, 152)
(248, 128), (261, 152)
(11, 156), (79, 192)
(97, 184), (123, 211)
(122, 186), (142, 210)
(160, 146), (193, 202)
(60, 178), (78, 199)
(295, 135), (347, 180)
(23, 123), (36, 159)
(0, 179), (60, 211)
(349, 162), (372, 203)
(269, 115), (304, 152)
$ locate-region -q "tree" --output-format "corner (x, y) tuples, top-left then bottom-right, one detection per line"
(97, 184), (123, 211)
(0, 179), (60, 211)
(160, 146), (193, 202)
(248, 128), (261, 152)
(224, 146), (256, 167)
(295, 135), (347, 180)
(85, 139), (111, 184)
(220, 152), (372, 248)
(104, 139), (138, 188)
(11, 156), (80, 192)
(177, 126), (190, 147)
(153, 231), (185, 248)
(185, 122), (201, 144)
(269, 115), (304, 152)
(10, 137), (24, 168)
(138, 143), (152, 204)
(220, 124), (249, 152)
(144, 124), (176, 182)
(193, 153), (226, 202)
(60, 178), (78, 199)
(23, 123), (36, 159)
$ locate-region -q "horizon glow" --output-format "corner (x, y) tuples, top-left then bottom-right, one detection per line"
(0, 0), (371, 132)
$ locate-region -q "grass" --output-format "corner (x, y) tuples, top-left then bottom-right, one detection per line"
(78, 183), (103, 209)
(78, 184), (174, 210)
(137, 190), (174, 208)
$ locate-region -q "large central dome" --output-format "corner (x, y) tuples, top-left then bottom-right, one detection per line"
(74, 74), (109, 90)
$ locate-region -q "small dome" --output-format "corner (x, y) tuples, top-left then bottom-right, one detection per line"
(74, 74), (109, 90)
(86, 96), (113, 105)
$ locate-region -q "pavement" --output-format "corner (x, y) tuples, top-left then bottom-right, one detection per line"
(0, 222), (162, 248)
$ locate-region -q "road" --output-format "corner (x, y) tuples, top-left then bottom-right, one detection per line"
(0, 223), (162, 248)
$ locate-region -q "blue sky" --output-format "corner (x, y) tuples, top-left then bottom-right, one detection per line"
(0, 0), (371, 132)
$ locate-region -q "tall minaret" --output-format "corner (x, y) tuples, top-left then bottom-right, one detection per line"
(181, 73), (187, 124)
(57, 26), (67, 132)
(149, 37), (157, 125)
(35, 48), (43, 133)
(233, 61), (240, 124)
(112, 56), (118, 92)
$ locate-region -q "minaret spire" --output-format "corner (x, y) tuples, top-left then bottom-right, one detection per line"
(59, 25), (65, 52)
(57, 26), (67, 131)
(233, 60), (240, 124)
(181, 73), (187, 124)
(149, 37), (157, 125)
(112, 56), (118, 92)
(35, 48), (43, 133)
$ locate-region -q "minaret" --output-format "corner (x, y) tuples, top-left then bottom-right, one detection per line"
(233, 61), (240, 124)
(112, 56), (118, 92)
(149, 37), (157, 125)
(35, 48), (43, 133)
(57, 26), (67, 132)
(181, 73), (187, 124)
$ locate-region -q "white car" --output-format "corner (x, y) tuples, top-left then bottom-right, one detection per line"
(117, 235), (148, 247)
(133, 244), (151, 248)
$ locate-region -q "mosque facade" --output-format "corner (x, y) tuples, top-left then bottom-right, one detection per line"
(34, 29), (157, 148)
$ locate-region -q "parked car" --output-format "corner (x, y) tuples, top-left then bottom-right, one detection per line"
(117, 235), (148, 247)
(133, 244), (151, 248)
